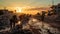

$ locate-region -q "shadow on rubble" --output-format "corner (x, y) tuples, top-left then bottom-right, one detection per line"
(0, 25), (33, 34)
(10, 26), (32, 34)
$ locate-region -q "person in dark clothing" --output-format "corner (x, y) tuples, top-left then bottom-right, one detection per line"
(41, 11), (46, 28)
(41, 11), (46, 21)
(10, 15), (18, 29)
(41, 11), (45, 21)
(19, 14), (30, 29)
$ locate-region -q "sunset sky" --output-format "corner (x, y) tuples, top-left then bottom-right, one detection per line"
(0, 0), (60, 8)
(0, 0), (60, 14)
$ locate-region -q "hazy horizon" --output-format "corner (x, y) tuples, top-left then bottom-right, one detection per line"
(0, 0), (60, 8)
(0, 0), (60, 14)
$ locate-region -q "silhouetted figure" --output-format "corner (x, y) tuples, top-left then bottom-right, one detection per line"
(19, 14), (30, 29)
(41, 11), (46, 28)
(41, 11), (46, 21)
(22, 15), (29, 25)
(35, 13), (41, 20)
(10, 15), (18, 29)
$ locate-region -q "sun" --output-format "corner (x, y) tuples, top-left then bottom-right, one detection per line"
(15, 7), (22, 13)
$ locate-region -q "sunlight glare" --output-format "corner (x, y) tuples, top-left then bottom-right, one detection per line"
(15, 7), (22, 13)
